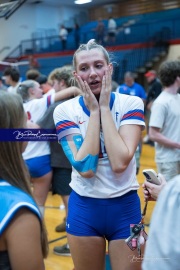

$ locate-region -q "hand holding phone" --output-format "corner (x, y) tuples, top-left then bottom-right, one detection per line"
(142, 169), (161, 185)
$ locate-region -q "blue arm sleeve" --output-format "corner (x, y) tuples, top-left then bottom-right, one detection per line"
(60, 135), (98, 173)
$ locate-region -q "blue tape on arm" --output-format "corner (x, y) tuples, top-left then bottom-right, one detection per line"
(60, 136), (98, 173)
(73, 134), (83, 150)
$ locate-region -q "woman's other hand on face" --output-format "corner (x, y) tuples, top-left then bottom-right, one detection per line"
(99, 66), (112, 109)
(75, 74), (99, 112)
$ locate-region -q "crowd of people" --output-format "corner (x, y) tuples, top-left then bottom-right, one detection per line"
(0, 39), (180, 270)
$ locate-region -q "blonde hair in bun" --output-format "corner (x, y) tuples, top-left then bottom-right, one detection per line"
(73, 39), (110, 70)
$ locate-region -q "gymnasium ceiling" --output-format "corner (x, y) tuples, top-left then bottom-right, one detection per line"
(0, 0), (120, 8)
(0, 0), (120, 19)
(28, 0), (120, 8)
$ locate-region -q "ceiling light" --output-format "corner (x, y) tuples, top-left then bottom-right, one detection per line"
(74, 0), (92, 4)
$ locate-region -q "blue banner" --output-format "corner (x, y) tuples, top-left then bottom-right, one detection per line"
(0, 129), (58, 141)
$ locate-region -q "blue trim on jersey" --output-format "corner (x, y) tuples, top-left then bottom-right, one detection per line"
(79, 96), (90, 116)
(56, 120), (79, 135)
(79, 93), (115, 116)
(121, 109), (144, 122)
(0, 180), (41, 235)
(109, 92), (115, 110)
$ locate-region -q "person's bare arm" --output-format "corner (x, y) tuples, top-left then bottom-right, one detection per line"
(54, 86), (82, 102)
(61, 98), (100, 178)
(100, 66), (143, 173)
(102, 117), (142, 173)
(59, 76), (100, 178)
(149, 126), (180, 149)
(6, 208), (45, 270)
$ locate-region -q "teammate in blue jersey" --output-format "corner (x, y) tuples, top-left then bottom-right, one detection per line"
(53, 40), (145, 270)
(0, 91), (48, 270)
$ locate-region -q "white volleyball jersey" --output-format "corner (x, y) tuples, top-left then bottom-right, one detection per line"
(54, 92), (145, 198)
(23, 94), (55, 160)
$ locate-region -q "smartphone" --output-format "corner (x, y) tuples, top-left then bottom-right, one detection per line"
(142, 169), (161, 185)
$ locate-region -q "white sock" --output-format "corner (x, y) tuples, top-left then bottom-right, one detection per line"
(38, 205), (45, 217)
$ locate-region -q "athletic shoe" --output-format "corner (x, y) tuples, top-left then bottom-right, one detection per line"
(55, 217), (66, 232)
(53, 243), (71, 256)
(144, 140), (154, 146)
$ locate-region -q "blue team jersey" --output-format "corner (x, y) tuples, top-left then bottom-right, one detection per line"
(117, 82), (147, 100)
(0, 180), (41, 235)
(53, 92), (145, 198)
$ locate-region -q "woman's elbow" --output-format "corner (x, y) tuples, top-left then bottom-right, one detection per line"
(111, 162), (127, 174)
(79, 170), (95, 178)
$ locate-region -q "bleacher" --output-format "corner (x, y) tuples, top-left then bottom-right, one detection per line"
(78, 8), (180, 45)
(3, 8), (180, 82)
(36, 55), (73, 75)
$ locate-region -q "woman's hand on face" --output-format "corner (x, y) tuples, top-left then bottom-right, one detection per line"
(75, 74), (99, 112)
(99, 65), (112, 109)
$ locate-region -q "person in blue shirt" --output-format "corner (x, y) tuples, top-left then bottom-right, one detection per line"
(116, 71), (147, 103)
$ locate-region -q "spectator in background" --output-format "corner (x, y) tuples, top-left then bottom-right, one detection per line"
(26, 68), (41, 80)
(3, 67), (20, 94)
(116, 71), (147, 103)
(95, 18), (105, 45)
(74, 23), (80, 49)
(0, 76), (7, 91)
(149, 60), (180, 181)
(107, 16), (117, 44)
(37, 66), (79, 256)
(17, 80), (81, 217)
(28, 55), (40, 70)
(142, 174), (180, 270)
(59, 25), (68, 50)
(145, 70), (162, 107)
(35, 74), (55, 95)
(143, 70), (162, 145)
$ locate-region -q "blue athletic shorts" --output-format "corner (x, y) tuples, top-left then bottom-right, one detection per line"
(66, 190), (141, 241)
(25, 155), (52, 178)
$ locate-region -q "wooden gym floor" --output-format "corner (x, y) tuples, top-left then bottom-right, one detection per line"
(44, 143), (157, 270)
